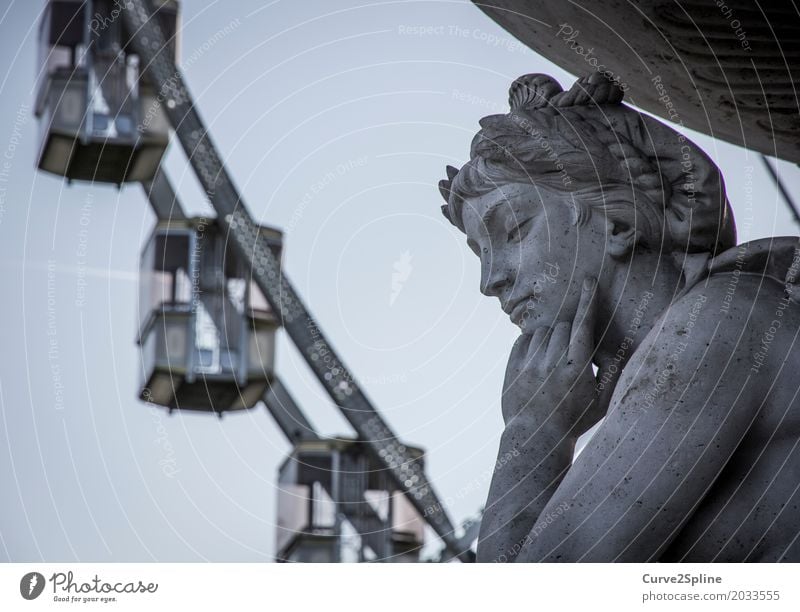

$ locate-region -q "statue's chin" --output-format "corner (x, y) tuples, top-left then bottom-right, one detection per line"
(513, 303), (545, 329)
(515, 310), (559, 334)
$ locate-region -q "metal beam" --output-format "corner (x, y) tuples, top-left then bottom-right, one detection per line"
(262, 378), (318, 445)
(123, 0), (465, 560)
(142, 165), (186, 221)
(761, 155), (800, 227)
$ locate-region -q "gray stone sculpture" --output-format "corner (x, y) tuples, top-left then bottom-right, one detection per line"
(439, 73), (800, 562)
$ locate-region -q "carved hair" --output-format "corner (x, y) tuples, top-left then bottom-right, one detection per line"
(439, 73), (736, 255)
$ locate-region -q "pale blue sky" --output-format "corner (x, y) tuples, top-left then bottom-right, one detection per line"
(1, 0), (798, 561)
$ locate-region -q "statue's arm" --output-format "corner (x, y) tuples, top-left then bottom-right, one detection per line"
(514, 289), (761, 562)
(477, 279), (607, 562)
(476, 405), (579, 562)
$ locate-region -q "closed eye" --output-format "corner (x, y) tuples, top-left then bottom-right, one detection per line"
(467, 238), (481, 256)
(507, 217), (533, 243)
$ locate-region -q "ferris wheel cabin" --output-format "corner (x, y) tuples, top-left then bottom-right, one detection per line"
(34, 0), (179, 184)
(276, 439), (426, 562)
(138, 218), (282, 413)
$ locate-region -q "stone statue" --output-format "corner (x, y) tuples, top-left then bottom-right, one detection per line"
(439, 73), (800, 562)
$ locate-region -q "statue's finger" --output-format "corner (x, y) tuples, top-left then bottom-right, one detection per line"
(527, 325), (551, 364)
(546, 321), (571, 365)
(569, 276), (597, 365)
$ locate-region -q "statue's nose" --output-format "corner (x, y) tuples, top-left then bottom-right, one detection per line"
(481, 259), (512, 298)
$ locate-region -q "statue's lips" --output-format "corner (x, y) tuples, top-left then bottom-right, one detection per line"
(507, 295), (535, 323)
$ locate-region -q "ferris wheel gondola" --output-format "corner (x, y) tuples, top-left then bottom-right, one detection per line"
(35, 0), (178, 184)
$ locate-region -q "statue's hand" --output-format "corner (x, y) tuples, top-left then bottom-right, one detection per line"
(502, 277), (599, 428)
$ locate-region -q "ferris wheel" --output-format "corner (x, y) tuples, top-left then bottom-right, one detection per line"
(34, 0), (478, 563)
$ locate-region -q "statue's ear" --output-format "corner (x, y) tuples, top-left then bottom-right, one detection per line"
(604, 217), (639, 258)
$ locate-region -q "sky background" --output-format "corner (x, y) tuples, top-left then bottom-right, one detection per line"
(1, 0), (799, 562)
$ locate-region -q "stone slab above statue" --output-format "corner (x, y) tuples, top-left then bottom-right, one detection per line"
(439, 72), (800, 562)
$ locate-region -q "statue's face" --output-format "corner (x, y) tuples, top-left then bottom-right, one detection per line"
(460, 183), (606, 333)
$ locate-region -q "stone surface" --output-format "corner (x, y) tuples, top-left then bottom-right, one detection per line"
(473, 0), (800, 163)
(440, 73), (800, 562)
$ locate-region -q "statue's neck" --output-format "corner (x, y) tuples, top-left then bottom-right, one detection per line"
(593, 251), (683, 372)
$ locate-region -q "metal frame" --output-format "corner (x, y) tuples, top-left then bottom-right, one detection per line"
(142, 177), (404, 561)
(123, 0), (469, 561)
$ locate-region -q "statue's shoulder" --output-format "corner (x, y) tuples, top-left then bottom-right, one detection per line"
(707, 236), (799, 284)
(671, 237), (799, 312)
(615, 238), (800, 403)
(659, 237), (800, 346)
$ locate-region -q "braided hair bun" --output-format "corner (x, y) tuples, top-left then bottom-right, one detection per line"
(440, 73), (735, 257)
